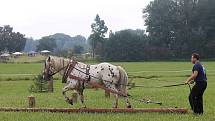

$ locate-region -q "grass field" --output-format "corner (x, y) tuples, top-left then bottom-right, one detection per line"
(5, 55), (46, 63)
(0, 62), (214, 121)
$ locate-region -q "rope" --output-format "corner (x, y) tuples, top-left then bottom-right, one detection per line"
(70, 65), (192, 105)
(71, 65), (192, 89)
(65, 65), (163, 105)
(128, 70), (191, 74)
(128, 95), (162, 105)
(130, 83), (187, 88)
(46, 60), (193, 106)
(128, 69), (215, 74)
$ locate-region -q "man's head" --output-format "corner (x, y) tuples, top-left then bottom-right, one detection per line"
(191, 53), (200, 64)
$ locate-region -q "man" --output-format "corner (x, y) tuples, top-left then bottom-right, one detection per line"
(185, 53), (207, 114)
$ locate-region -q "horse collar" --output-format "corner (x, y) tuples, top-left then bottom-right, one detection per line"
(62, 60), (77, 83)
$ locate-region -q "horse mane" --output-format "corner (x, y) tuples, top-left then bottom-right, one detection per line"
(48, 56), (71, 75)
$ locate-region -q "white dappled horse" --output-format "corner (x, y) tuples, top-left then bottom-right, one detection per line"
(43, 56), (131, 108)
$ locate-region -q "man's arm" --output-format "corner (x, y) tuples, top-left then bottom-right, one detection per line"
(185, 71), (198, 84)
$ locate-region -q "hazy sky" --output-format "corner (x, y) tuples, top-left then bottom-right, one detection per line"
(0, 0), (152, 39)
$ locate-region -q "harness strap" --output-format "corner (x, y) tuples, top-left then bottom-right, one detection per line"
(62, 61), (77, 83)
(81, 65), (90, 89)
(85, 65), (91, 82)
(67, 66), (163, 105)
(68, 74), (128, 97)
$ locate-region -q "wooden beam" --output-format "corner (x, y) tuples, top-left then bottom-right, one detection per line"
(0, 107), (188, 113)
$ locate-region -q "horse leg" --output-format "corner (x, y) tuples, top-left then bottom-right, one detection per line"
(113, 93), (119, 108)
(77, 89), (86, 108)
(112, 89), (131, 108)
(111, 85), (131, 108)
(62, 86), (73, 105)
(125, 96), (132, 108)
(107, 85), (119, 108)
(122, 87), (132, 108)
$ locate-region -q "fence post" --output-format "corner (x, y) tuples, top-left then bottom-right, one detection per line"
(47, 78), (53, 92)
(28, 96), (36, 108)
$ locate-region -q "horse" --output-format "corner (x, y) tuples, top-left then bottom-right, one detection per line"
(42, 56), (132, 108)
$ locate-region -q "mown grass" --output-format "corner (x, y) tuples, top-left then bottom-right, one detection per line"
(5, 55), (46, 63)
(0, 62), (214, 121)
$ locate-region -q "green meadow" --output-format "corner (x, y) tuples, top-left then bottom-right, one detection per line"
(0, 62), (214, 121)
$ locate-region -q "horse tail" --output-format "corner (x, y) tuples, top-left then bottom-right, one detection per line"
(117, 66), (129, 95)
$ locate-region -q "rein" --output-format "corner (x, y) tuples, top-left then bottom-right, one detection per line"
(130, 83), (187, 88)
(68, 74), (163, 105)
(45, 58), (192, 106)
(46, 59), (188, 90)
(64, 63), (189, 90)
(67, 66), (164, 105)
(49, 65), (68, 77)
(69, 65), (189, 89)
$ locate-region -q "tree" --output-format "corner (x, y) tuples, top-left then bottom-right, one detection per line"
(73, 45), (84, 54)
(195, 0), (215, 58)
(0, 25), (26, 52)
(54, 49), (73, 58)
(89, 14), (108, 58)
(36, 37), (57, 52)
(103, 29), (147, 61)
(143, 0), (215, 59)
(24, 37), (38, 52)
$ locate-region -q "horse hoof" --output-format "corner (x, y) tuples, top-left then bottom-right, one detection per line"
(69, 99), (73, 105)
(65, 98), (73, 105)
(69, 101), (73, 105)
(80, 106), (87, 109)
(126, 105), (132, 108)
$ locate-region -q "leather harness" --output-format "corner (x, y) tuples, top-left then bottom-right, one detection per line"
(62, 61), (91, 83)
(62, 60), (77, 83)
(85, 65), (91, 82)
(61, 61), (128, 97)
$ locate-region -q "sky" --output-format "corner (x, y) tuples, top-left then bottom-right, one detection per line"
(0, 0), (152, 39)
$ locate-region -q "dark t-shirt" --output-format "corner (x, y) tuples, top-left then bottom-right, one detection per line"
(192, 62), (207, 82)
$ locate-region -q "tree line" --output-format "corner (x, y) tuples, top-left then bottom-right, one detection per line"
(143, 0), (215, 59)
(24, 33), (87, 57)
(0, 25), (26, 53)
(89, 0), (215, 61)
(1, 0), (215, 61)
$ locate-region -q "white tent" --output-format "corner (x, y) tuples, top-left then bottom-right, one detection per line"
(12, 52), (23, 55)
(41, 50), (51, 53)
(0, 53), (10, 57)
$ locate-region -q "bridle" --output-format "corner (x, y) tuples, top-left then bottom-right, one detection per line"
(43, 59), (71, 80)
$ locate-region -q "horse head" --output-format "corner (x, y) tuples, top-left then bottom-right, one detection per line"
(42, 56), (55, 81)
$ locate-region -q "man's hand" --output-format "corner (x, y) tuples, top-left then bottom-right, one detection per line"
(190, 80), (194, 84)
(185, 71), (198, 84)
(185, 80), (194, 84)
(185, 80), (189, 84)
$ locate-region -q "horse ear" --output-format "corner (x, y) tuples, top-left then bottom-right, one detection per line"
(48, 56), (51, 62)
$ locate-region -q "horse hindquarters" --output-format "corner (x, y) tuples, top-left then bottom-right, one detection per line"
(117, 66), (132, 108)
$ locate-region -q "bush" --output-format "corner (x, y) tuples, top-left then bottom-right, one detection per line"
(29, 74), (48, 93)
